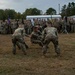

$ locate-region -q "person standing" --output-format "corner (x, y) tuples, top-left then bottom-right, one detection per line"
(12, 24), (29, 55)
(42, 21), (60, 56)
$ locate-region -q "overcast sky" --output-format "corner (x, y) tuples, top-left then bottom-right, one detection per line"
(0, 0), (75, 14)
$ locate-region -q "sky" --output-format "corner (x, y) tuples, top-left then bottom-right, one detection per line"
(0, 0), (75, 14)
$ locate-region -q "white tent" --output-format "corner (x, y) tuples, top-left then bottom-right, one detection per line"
(26, 15), (61, 20)
(69, 15), (75, 20)
(69, 15), (75, 18)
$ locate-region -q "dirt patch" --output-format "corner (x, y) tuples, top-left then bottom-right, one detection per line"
(0, 33), (75, 75)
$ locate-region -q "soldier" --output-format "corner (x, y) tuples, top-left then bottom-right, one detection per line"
(30, 26), (43, 47)
(42, 21), (60, 56)
(12, 24), (29, 55)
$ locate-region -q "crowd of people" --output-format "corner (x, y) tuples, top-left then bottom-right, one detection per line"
(0, 17), (75, 57)
(12, 21), (60, 57)
(0, 17), (75, 34)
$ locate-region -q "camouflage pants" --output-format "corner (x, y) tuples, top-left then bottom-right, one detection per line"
(43, 37), (60, 56)
(12, 37), (27, 55)
(31, 39), (43, 47)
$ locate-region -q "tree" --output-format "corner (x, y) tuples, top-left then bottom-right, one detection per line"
(0, 9), (5, 20)
(16, 12), (22, 19)
(4, 9), (17, 19)
(31, 8), (41, 15)
(22, 8), (41, 19)
(61, 2), (75, 17)
(61, 5), (67, 16)
(46, 8), (56, 15)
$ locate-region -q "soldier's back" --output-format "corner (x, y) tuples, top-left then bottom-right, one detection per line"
(45, 27), (57, 36)
(12, 28), (24, 37)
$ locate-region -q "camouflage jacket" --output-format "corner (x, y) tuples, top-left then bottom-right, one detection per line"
(12, 27), (27, 38)
(31, 30), (42, 40)
(42, 27), (58, 39)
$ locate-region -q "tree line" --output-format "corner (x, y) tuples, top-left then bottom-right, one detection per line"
(0, 2), (75, 21)
(61, 2), (75, 17)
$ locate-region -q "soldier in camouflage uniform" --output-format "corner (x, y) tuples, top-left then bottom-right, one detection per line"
(42, 21), (60, 56)
(12, 24), (29, 55)
(30, 26), (43, 47)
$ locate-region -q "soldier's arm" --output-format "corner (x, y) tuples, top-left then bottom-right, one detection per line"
(31, 32), (39, 39)
(38, 30), (42, 35)
(42, 28), (46, 36)
(41, 28), (46, 41)
(55, 28), (58, 37)
(21, 29), (29, 37)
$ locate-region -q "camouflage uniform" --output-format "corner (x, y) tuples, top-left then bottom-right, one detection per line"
(42, 26), (60, 56)
(12, 26), (28, 55)
(31, 26), (43, 47)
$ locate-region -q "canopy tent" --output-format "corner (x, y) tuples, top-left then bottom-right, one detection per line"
(26, 15), (61, 20)
(69, 15), (75, 20)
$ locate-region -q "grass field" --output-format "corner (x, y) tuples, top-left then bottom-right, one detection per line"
(0, 33), (75, 75)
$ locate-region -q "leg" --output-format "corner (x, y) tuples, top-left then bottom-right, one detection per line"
(42, 45), (47, 55)
(38, 40), (43, 47)
(18, 38), (28, 49)
(12, 38), (16, 55)
(24, 42), (29, 49)
(43, 39), (50, 56)
(20, 43), (27, 55)
(16, 42), (21, 50)
(18, 38), (27, 55)
(52, 39), (60, 56)
(31, 39), (43, 47)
